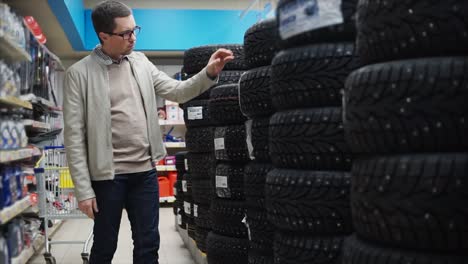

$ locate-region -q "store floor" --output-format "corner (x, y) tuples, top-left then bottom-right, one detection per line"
(28, 207), (195, 264)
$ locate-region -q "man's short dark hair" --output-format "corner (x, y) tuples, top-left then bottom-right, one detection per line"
(91, 1), (132, 43)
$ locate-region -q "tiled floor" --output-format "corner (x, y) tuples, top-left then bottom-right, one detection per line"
(28, 207), (195, 264)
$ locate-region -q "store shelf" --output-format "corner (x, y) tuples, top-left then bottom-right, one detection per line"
(23, 119), (51, 131)
(0, 148), (34, 163)
(0, 35), (32, 62)
(11, 220), (63, 264)
(160, 196), (176, 203)
(159, 120), (185, 126)
(164, 142), (186, 148)
(156, 165), (177, 171)
(0, 96), (33, 109)
(0, 196), (31, 225)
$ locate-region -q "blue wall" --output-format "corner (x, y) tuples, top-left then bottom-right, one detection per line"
(49, 0), (259, 51)
(48, 0), (86, 50)
(84, 9), (258, 51)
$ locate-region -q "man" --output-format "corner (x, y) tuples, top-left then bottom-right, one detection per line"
(63, 1), (233, 263)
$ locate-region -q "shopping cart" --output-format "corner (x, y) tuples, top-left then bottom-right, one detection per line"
(34, 146), (93, 264)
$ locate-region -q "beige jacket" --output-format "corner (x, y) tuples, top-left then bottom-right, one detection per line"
(63, 51), (215, 201)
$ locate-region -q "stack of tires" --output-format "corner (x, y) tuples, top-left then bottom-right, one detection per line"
(238, 18), (280, 264)
(342, 1), (468, 263)
(264, 1), (361, 263)
(182, 44), (246, 255)
(201, 53), (251, 264)
(174, 151), (188, 230)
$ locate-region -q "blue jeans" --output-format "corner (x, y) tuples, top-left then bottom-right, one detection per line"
(89, 169), (159, 264)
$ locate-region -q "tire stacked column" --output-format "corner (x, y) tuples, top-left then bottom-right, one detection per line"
(182, 44), (246, 253)
(239, 18), (280, 264)
(342, 1), (468, 263)
(265, 1), (360, 263)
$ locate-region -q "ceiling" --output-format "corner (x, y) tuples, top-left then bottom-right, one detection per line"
(4, 0), (268, 62)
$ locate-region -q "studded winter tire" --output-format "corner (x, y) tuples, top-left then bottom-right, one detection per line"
(356, 0), (468, 65)
(266, 169), (353, 234)
(274, 232), (346, 264)
(343, 235), (468, 264)
(352, 154), (468, 252)
(344, 57), (468, 153)
(207, 232), (249, 264)
(183, 45), (247, 74)
(269, 108), (352, 170)
(271, 43), (360, 110)
(244, 18), (280, 69)
(211, 198), (247, 238)
(239, 66), (273, 118)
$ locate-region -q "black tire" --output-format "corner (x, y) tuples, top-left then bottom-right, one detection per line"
(214, 163), (245, 200)
(247, 208), (274, 255)
(344, 58), (468, 154)
(182, 99), (212, 127)
(251, 117), (271, 162)
(195, 226), (210, 253)
(271, 43), (360, 111)
(211, 198), (247, 238)
(215, 125), (250, 162)
(266, 169), (353, 234)
(194, 204), (212, 229)
(184, 44), (247, 74)
(209, 84), (247, 125)
(351, 154), (468, 252)
(274, 232), (345, 264)
(249, 252), (274, 264)
(175, 180), (184, 200)
(244, 18), (280, 69)
(356, 0), (468, 65)
(186, 152), (216, 180)
(192, 179), (213, 206)
(188, 223), (196, 240)
(175, 151), (188, 174)
(343, 235), (468, 264)
(277, 0), (357, 48)
(269, 108), (353, 170)
(207, 232), (249, 264)
(244, 162), (273, 209)
(239, 66), (273, 118)
(183, 70), (244, 86)
(185, 126), (215, 153)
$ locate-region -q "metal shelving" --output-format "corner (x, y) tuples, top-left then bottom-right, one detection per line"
(0, 35), (31, 62)
(0, 96), (33, 109)
(0, 196), (31, 225)
(0, 148), (34, 164)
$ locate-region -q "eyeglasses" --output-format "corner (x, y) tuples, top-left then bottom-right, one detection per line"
(105, 26), (141, 40)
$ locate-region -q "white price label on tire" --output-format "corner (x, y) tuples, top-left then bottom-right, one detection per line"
(173, 187), (177, 196)
(214, 138), (225, 150)
(184, 201), (191, 215)
(215, 176), (228, 188)
(194, 204), (198, 217)
(187, 106), (203, 120)
(278, 0), (343, 39)
(182, 180), (187, 192)
(177, 213), (182, 225)
(184, 158), (189, 170)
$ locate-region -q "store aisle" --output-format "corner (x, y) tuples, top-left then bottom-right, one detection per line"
(28, 207), (194, 264)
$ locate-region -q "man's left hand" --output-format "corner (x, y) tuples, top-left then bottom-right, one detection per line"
(206, 48), (235, 79)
